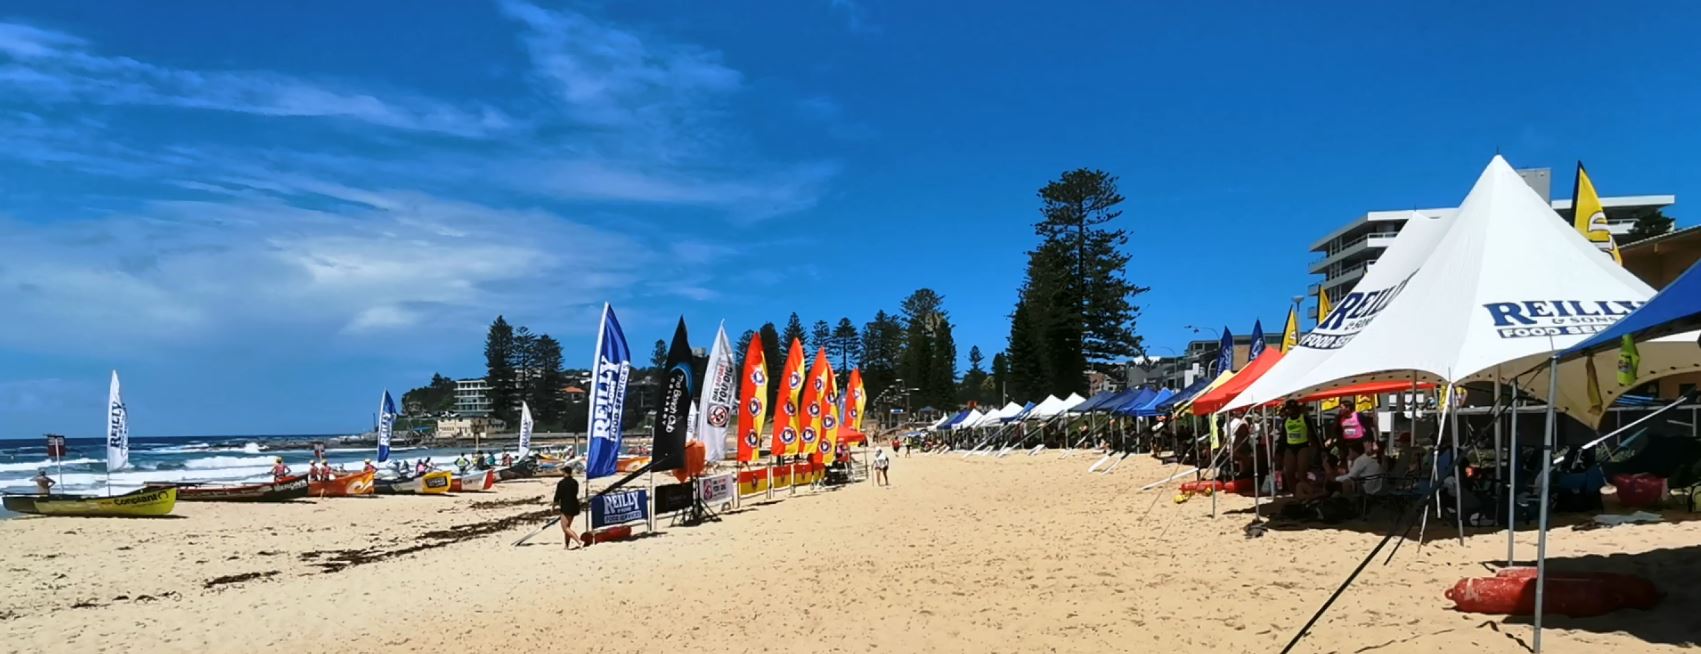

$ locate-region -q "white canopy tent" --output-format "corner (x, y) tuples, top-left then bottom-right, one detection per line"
(991, 402), (1025, 422)
(969, 408), (1004, 428)
(1223, 210), (1447, 412)
(1059, 393), (1087, 412)
(952, 409), (985, 430)
(928, 412), (954, 429)
(1025, 395), (1067, 420)
(1227, 156), (1701, 424)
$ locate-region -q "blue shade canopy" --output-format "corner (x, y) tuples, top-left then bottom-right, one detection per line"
(1132, 389), (1176, 417)
(1070, 390), (1121, 413)
(1563, 257), (1701, 359)
(1086, 389), (1137, 413)
(1110, 388), (1158, 416)
(1159, 377), (1213, 409)
(938, 409), (971, 429)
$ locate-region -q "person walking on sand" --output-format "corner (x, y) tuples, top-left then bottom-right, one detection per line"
(553, 475), (583, 549)
(873, 448), (891, 487)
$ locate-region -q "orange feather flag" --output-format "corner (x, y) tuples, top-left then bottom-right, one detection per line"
(798, 347), (829, 459)
(737, 332), (769, 463)
(769, 338), (806, 457)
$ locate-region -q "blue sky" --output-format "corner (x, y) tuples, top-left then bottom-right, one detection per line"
(2, 1), (1698, 436)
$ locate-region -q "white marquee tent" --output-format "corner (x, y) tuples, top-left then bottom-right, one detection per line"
(1224, 210), (1446, 412)
(1025, 395), (1067, 420)
(1227, 156), (1701, 424)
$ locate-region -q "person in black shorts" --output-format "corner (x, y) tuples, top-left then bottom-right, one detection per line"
(554, 475), (583, 549)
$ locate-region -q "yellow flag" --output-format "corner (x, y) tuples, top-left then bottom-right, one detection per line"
(1281, 306), (1299, 353)
(1355, 395), (1376, 412)
(1573, 163), (1623, 265)
(1317, 288), (1333, 326)
(1320, 397), (1341, 412)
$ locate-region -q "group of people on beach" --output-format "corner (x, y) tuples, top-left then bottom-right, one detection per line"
(454, 451), (510, 472)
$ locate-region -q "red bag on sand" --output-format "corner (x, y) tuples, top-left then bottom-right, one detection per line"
(585, 525), (634, 545)
(1493, 568), (1660, 609)
(1446, 572), (1659, 617)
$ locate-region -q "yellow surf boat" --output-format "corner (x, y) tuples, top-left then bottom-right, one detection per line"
(2, 486), (177, 517)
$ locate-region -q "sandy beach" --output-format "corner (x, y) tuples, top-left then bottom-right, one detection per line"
(3, 452), (1698, 653)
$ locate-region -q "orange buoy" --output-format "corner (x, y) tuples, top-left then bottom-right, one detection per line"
(1493, 568), (1660, 609)
(586, 524), (634, 545)
(1445, 575), (1645, 617)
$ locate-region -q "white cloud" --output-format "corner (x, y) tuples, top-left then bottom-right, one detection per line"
(499, 0), (741, 131)
(0, 21), (513, 137)
(0, 189), (664, 354)
(0, 7), (848, 359)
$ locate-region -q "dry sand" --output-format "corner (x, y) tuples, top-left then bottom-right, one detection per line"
(2, 452), (1698, 653)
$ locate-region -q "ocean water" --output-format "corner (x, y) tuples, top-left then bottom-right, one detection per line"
(0, 434), (553, 516)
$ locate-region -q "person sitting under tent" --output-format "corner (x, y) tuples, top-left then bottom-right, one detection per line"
(1333, 440), (1383, 496)
(1226, 418), (1255, 480)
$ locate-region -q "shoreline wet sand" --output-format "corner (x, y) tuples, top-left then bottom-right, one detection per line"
(2, 453), (1698, 653)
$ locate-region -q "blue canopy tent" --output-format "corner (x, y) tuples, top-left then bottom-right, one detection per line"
(1156, 377), (1212, 412)
(1084, 389), (1137, 413)
(1004, 401), (1038, 423)
(1069, 390), (1121, 413)
(1564, 258), (1701, 359)
(1109, 388), (1158, 416)
(938, 409), (971, 430)
(1132, 388), (1177, 417)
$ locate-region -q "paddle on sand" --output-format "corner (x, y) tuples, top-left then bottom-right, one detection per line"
(513, 516), (562, 546)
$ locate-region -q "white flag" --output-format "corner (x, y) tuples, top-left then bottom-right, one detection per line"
(105, 370), (129, 472)
(696, 323), (736, 463)
(518, 401), (534, 458)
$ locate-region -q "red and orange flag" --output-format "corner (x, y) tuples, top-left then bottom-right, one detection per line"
(769, 338), (806, 457)
(798, 347), (829, 459)
(818, 360), (841, 464)
(846, 368), (867, 433)
(737, 332), (769, 464)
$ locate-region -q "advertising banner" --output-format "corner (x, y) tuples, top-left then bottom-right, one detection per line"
(591, 489), (649, 528)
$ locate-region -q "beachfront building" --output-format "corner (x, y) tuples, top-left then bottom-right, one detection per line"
(1309, 167), (1675, 316)
(454, 378), (492, 416)
(435, 415), (507, 439)
(1128, 333), (1283, 391)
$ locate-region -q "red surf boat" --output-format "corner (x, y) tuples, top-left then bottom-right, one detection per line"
(152, 474), (310, 503)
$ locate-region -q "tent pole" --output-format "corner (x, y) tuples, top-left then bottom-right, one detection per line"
(1449, 382), (1464, 546)
(1493, 367), (1509, 566)
(1206, 413), (1217, 519)
(1252, 407), (1264, 520)
(1417, 378), (1436, 548)
(1508, 393), (1520, 568)
(1533, 352), (1560, 654)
